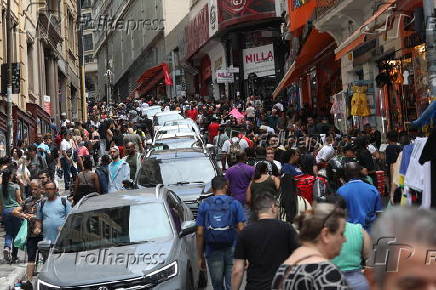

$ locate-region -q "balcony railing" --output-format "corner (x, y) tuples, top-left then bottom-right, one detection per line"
(38, 9), (63, 46)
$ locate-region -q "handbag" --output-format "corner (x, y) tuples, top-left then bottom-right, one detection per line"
(14, 219), (28, 250)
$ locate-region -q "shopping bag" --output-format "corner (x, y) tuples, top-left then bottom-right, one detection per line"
(14, 219), (28, 250)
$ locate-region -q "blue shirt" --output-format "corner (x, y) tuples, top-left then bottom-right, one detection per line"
(281, 163), (302, 176)
(37, 197), (72, 243)
(109, 160), (123, 180)
(337, 180), (382, 230)
(196, 195), (246, 257)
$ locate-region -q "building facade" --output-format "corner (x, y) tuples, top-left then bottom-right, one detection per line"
(0, 0), (82, 153)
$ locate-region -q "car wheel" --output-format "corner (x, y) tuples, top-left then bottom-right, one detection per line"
(198, 269), (208, 288)
(186, 267), (196, 290)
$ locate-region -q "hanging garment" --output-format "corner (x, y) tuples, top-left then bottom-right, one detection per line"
(351, 86), (371, 116)
(404, 137), (431, 208)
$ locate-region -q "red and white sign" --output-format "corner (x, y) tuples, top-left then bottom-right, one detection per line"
(242, 44), (275, 80)
(43, 95), (51, 115)
(216, 69), (234, 83)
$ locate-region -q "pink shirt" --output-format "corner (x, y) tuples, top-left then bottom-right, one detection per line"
(77, 146), (90, 157)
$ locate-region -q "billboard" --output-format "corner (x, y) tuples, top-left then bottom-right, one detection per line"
(242, 44), (275, 80)
(218, 0), (276, 29)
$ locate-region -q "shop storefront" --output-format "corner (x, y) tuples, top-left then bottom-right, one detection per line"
(13, 106), (36, 146)
(27, 103), (52, 137)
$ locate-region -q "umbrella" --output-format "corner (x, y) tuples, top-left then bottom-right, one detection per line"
(229, 108), (245, 119)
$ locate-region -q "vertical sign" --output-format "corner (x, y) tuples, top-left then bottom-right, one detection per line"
(43, 95), (51, 115)
(209, 0), (218, 37)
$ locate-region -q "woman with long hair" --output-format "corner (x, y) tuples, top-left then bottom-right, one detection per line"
(272, 203), (348, 289)
(278, 174), (311, 224)
(73, 156), (100, 205)
(246, 161), (280, 207)
(0, 168), (23, 263)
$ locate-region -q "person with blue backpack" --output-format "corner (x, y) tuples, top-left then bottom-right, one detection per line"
(196, 176), (246, 290)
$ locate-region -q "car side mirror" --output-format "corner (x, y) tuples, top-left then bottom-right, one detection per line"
(205, 144), (215, 151)
(38, 240), (52, 255)
(179, 220), (197, 238)
(146, 139), (153, 145)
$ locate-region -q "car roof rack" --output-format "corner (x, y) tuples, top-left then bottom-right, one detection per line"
(76, 192), (100, 208)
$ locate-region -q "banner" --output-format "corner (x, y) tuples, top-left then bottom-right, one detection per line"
(209, 0), (218, 37)
(162, 63), (173, 86)
(216, 69), (234, 83)
(242, 44), (275, 80)
(218, 0), (276, 29)
(43, 95), (51, 115)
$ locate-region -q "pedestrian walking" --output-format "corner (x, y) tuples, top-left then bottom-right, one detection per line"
(196, 176), (245, 290)
(272, 203), (348, 289)
(34, 182), (72, 244)
(225, 152), (254, 207)
(0, 168), (23, 263)
(108, 147), (130, 193)
(95, 155), (111, 194)
(232, 193), (299, 290)
(73, 156), (100, 205)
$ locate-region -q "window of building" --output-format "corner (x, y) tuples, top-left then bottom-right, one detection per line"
(27, 42), (34, 92)
(81, 13), (93, 30)
(83, 34), (93, 51)
(84, 54), (94, 63)
(67, 10), (75, 52)
(82, 0), (92, 9)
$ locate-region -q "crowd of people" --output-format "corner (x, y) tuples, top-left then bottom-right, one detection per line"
(0, 94), (434, 289)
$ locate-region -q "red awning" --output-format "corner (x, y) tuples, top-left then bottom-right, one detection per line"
(134, 63), (173, 97)
(335, 0), (396, 60)
(273, 29), (335, 98)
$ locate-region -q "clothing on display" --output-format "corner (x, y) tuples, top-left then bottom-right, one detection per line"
(351, 86), (371, 117)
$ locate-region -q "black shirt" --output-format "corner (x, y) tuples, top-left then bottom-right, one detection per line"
(385, 144), (402, 165)
(234, 219), (299, 290)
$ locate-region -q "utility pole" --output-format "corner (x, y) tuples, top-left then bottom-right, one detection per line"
(77, 0), (87, 122)
(6, 0), (13, 154)
(424, 0), (436, 98)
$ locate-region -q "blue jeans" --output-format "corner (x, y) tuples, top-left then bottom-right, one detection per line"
(2, 208), (22, 259)
(61, 157), (77, 189)
(343, 270), (369, 290)
(206, 247), (233, 290)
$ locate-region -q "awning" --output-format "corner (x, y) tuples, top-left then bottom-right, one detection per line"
(335, 0), (396, 60)
(289, 0), (336, 32)
(134, 63), (173, 97)
(272, 29), (335, 98)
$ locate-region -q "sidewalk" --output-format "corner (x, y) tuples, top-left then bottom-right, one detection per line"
(0, 229), (26, 290)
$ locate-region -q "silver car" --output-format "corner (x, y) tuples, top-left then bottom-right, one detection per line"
(36, 187), (207, 289)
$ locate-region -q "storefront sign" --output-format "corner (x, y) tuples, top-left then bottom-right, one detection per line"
(209, 0), (218, 37)
(186, 4), (209, 59)
(43, 95), (51, 115)
(216, 70), (234, 83)
(218, 0), (276, 29)
(242, 44), (275, 80)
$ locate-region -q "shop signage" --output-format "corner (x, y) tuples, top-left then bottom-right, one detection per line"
(218, 0), (276, 30)
(216, 69), (234, 83)
(229, 65), (239, 73)
(43, 95), (51, 115)
(242, 44), (275, 80)
(209, 0), (218, 37)
(186, 4), (209, 59)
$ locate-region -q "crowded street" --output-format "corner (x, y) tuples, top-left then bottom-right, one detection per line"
(1, 0), (436, 290)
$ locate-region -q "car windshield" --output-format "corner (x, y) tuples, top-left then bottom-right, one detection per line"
(156, 114), (183, 126)
(145, 107), (161, 117)
(138, 157), (215, 186)
(54, 203), (172, 253)
(154, 138), (201, 150)
(156, 126), (193, 136)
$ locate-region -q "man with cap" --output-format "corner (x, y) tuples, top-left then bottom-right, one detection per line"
(60, 113), (70, 127)
(108, 146), (130, 193)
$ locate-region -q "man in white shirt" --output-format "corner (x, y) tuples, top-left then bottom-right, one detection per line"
(316, 136), (335, 164)
(245, 103), (256, 121)
(221, 132), (249, 170)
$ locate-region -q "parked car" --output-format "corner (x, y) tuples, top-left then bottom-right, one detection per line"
(153, 111), (184, 132)
(164, 118), (201, 136)
(137, 149), (219, 217)
(37, 187), (206, 289)
(148, 125), (205, 152)
(142, 105), (162, 119)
